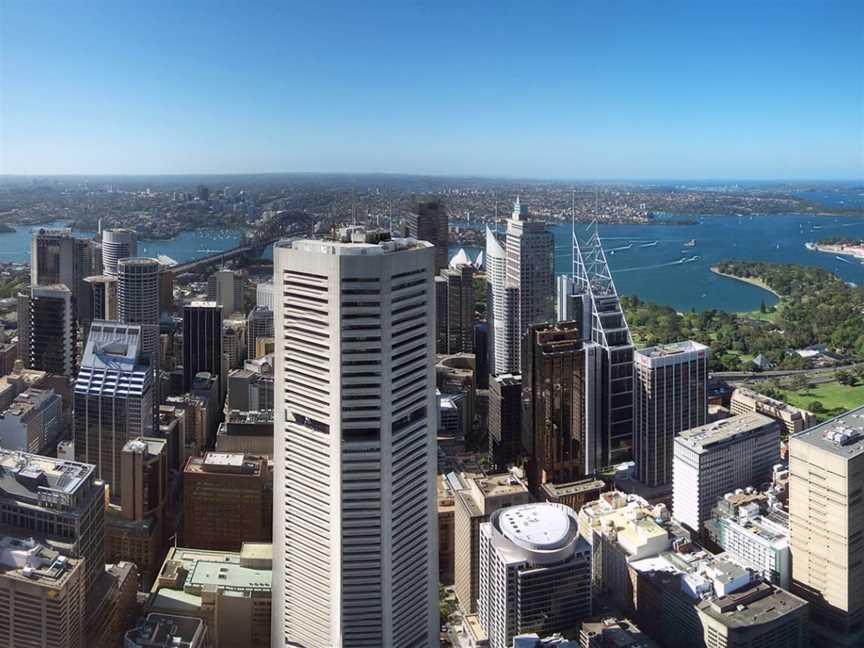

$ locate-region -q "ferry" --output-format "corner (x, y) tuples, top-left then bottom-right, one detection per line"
(684, 239), (696, 247)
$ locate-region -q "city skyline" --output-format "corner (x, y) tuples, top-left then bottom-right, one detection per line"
(1, 2), (862, 179)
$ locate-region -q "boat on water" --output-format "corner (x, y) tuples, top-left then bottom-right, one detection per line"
(640, 241), (658, 248)
(684, 239), (696, 247)
(804, 242), (817, 251)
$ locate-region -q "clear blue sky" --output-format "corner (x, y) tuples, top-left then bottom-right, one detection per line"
(1, 1), (862, 179)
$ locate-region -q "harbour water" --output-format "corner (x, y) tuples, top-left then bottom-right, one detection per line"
(0, 222), (243, 264)
(452, 212), (864, 313)
(2, 210), (863, 313)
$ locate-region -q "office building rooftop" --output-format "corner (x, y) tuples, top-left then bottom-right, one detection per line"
(0, 449), (95, 502)
(676, 412), (776, 453)
(125, 613), (205, 648)
(792, 404), (864, 458)
(280, 229), (431, 256)
(0, 534), (80, 586)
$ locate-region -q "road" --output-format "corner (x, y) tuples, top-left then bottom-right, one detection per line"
(713, 362), (864, 383)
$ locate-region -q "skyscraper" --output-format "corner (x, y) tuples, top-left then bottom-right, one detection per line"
(102, 228), (138, 277)
(74, 321), (155, 497)
(567, 226), (635, 466)
(634, 341), (710, 487)
(81, 274), (118, 342)
(522, 321), (602, 492)
(485, 199), (554, 377)
(30, 227), (96, 315)
(208, 268), (247, 315)
(789, 406), (864, 647)
(505, 197), (555, 366)
(488, 374), (523, 471)
(485, 227), (518, 376)
(442, 263), (475, 355)
(273, 229), (438, 647)
(247, 305), (274, 359)
(405, 199), (449, 272)
(183, 301), (223, 393)
(22, 284), (77, 376)
(117, 258), (160, 402)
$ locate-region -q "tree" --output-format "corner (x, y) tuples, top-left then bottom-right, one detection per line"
(836, 369), (855, 386)
(789, 374), (809, 392)
(808, 400), (825, 414)
(760, 299), (767, 314)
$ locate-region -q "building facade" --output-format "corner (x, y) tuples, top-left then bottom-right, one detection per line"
(672, 413), (781, 532)
(789, 406), (864, 646)
(101, 228), (138, 277)
(489, 374), (523, 471)
(23, 284), (77, 376)
(452, 472), (531, 614)
(74, 321), (154, 498)
(634, 341), (710, 487)
(730, 387), (816, 436)
(478, 502), (591, 648)
(183, 301), (224, 392)
(272, 230), (438, 647)
(522, 321), (601, 492)
(405, 199), (449, 272)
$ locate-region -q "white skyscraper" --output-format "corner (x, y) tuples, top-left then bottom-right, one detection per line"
(272, 228), (438, 648)
(101, 228), (138, 277)
(486, 198), (554, 376)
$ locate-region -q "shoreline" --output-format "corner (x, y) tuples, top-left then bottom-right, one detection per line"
(710, 266), (781, 299)
(806, 242), (864, 261)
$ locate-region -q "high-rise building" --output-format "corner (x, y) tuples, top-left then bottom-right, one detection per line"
(0, 534), (87, 648)
(256, 281), (274, 309)
(672, 412), (780, 532)
(405, 199), (449, 272)
(789, 405), (864, 647)
(117, 257), (161, 379)
(485, 226), (518, 376)
(273, 230), (438, 647)
(489, 374), (523, 471)
(523, 321), (602, 492)
(23, 284), (77, 376)
(183, 451), (270, 551)
(247, 306), (274, 359)
(567, 228), (635, 466)
(105, 437), (170, 589)
(634, 341), (710, 487)
(101, 228), (138, 277)
(30, 227), (96, 319)
(191, 371), (221, 447)
(730, 387), (816, 436)
(0, 449), (106, 589)
(438, 263), (475, 355)
(478, 502), (592, 648)
(74, 321), (155, 497)
(452, 472), (531, 614)
(505, 198), (555, 367)
(208, 268), (247, 316)
(183, 302), (223, 393)
(473, 322), (489, 390)
(81, 274), (117, 341)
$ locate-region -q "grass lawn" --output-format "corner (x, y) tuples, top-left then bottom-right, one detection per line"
(776, 380), (864, 420)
